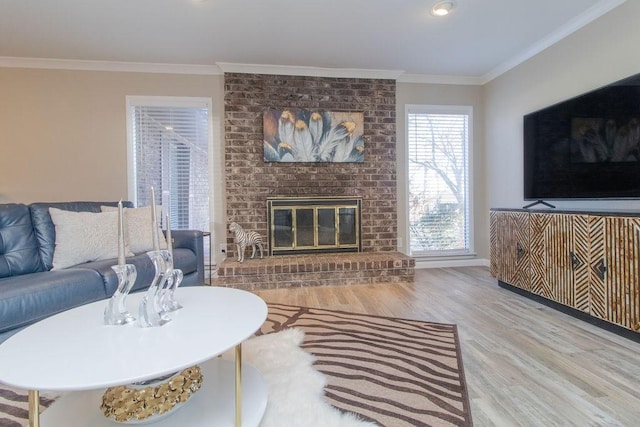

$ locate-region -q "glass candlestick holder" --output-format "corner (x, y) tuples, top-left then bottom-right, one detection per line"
(139, 250), (172, 327)
(161, 268), (184, 312)
(104, 264), (137, 325)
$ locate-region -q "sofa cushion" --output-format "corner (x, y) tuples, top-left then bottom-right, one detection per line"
(49, 208), (133, 270)
(30, 201), (133, 271)
(101, 205), (167, 254)
(0, 268), (107, 334)
(0, 204), (44, 278)
(81, 247), (198, 296)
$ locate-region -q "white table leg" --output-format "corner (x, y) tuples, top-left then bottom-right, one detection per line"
(235, 344), (242, 427)
(29, 390), (40, 427)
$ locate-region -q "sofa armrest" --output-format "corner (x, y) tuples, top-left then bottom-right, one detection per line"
(171, 230), (204, 284)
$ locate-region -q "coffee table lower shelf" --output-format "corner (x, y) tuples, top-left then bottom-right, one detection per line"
(39, 357), (267, 426)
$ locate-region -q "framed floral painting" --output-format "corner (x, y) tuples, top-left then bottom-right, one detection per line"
(263, 109), (364, 163)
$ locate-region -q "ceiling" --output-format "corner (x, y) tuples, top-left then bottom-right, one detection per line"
(0, 0), (625, 83)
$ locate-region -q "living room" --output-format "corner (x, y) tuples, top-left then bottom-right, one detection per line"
(2, 0), (640, 426)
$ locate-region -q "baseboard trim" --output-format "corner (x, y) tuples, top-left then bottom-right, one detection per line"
(415, 258), (490, 269)
(497, 281), (640, 343)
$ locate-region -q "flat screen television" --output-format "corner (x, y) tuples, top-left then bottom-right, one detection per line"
(524, 72), (640, 200)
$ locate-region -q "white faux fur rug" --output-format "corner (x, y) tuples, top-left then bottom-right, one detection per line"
(225, 328), (377, 427)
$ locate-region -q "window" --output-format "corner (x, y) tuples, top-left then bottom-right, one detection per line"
(126, 97), (211, 234)
(406, 105), (472, 256)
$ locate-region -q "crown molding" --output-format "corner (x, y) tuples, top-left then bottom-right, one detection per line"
(0, 57), (404, 80)
(0, 56), (223, 75)
(481, 0), (627, 84)
(397, 73), (483, 86)
(217, 62), (404, 80)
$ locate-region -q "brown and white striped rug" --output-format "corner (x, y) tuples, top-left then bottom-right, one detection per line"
(258, 303), (472, 427)
(0, 304), (471, 427)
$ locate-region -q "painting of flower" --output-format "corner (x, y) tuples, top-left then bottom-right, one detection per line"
(263, 109), (364, 163)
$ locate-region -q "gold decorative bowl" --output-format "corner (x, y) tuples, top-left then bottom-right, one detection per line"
(100, 365), (203, 424)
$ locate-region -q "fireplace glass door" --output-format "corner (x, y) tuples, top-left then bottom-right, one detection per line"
(267, 198), (361, 255)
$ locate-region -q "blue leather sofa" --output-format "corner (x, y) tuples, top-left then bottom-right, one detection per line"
(0, 201), (205, 343)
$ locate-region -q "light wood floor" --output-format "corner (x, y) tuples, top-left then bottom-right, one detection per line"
(253, 267), (640, 427)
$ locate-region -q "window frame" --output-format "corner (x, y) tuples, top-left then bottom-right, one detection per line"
(125, 95), (214, 231)
(405, 104), (475, 258)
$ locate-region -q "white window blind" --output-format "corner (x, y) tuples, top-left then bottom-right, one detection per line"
(407, 106), (471, 255)
(130, 102), (210, 233)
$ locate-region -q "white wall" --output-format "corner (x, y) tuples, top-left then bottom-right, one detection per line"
(485, 1), (640, 213)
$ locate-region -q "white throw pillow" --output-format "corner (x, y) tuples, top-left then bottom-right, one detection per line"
(101, 205), (167, 254)
(49, 208), (133, 270)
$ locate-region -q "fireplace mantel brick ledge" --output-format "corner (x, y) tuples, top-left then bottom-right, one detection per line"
(212, 252), (415, 290)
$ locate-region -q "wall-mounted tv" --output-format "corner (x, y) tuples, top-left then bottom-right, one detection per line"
(524, 72), (640, 200)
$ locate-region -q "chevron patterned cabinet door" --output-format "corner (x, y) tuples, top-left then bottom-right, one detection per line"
(529, 213), (555, 300)
(492, 211), (530, 290)
(602, 216), (640, 332)
(530, 213), (588, 308)
(588, 216), (607, 320)
(571, 214), (591, 313)
(512, 212), (531, 290)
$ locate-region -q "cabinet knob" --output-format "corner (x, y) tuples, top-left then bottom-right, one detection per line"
(594, 259), (607, 281)
(570, 251), (583, 270)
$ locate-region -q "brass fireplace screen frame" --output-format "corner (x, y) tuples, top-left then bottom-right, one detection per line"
(267, 197), (362, 256)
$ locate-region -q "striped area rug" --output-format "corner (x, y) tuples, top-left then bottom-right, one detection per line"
(0, 304), (471, 427)
(258, 303), (472, 427)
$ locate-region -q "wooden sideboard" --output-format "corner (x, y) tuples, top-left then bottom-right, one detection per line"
(490, 208), (640, 335)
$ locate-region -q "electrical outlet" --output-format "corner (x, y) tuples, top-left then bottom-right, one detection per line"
(219, 243), (227, 254)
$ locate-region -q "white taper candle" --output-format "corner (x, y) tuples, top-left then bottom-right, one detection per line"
(166, 214), (173, 258)
(117, 200), (125, 266)
(150, 186), (160, 252)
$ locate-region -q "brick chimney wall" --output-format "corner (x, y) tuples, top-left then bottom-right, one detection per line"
(224, 73), (397, 256)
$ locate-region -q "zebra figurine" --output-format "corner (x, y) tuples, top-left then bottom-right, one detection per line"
(229, 222), (264, 263)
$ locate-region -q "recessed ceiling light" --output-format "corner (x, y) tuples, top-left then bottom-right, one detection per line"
(431, 1), (456, 17)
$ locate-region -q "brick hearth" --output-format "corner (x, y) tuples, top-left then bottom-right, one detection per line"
(212, 252), (414, 290)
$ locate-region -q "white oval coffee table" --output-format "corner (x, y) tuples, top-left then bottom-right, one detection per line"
(0, 286), (268, 427)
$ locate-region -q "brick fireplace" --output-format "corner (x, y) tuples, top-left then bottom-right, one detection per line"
(213, 72), (414, 289)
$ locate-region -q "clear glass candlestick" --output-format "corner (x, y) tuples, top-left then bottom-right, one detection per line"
(157, 250), (175, 314)
(104, 264), (137, 325)
(161, 268), (184, 312)
(139, 250), (172, 327)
